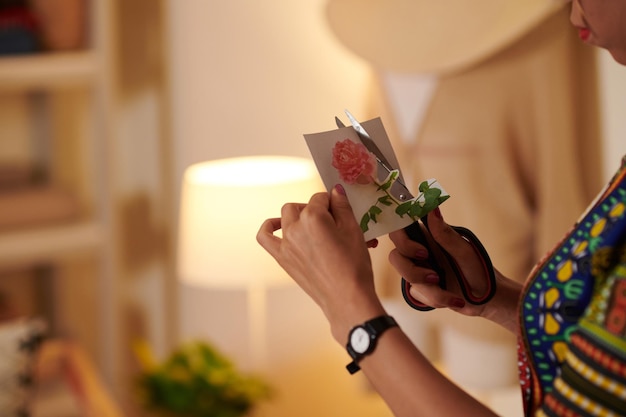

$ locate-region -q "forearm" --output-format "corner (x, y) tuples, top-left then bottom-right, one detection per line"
(323, 283), (498, 417)
(346, 325), (499, 417)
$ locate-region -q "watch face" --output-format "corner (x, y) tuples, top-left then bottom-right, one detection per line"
(350, 327), (370, 354)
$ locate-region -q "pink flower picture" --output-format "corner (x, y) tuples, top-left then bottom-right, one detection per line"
(331, 139), (377, 185)
(304, 115), (449, 240)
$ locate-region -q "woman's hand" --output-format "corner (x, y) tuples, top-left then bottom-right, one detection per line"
(257, 185), (386, 341)
(389, 208), (522, 332)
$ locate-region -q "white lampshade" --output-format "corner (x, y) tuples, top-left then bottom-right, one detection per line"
(178, 156), (322, 288)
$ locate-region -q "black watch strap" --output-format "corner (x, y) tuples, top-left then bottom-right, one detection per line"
(346, 315), (398, 374)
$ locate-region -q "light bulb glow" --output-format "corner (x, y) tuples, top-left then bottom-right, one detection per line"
(185, 156), (317, 187)
(178, 155), (322, 288)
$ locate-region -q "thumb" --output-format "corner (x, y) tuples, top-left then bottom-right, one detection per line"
(426, 208), (480, 268)
(424, 208), (459, 249)
(425, 207), (493, 299)
(330, 184), (358, 228)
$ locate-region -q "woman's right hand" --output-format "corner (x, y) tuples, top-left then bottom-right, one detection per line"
(388, 208), (522, 332)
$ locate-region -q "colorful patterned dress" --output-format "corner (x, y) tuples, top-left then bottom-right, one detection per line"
(518, 156), (626, 416)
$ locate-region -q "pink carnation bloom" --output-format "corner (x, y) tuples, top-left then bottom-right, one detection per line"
(331, 139), (377, 185)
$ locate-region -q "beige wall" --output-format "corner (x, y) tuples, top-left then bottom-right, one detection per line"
(598, 49), (626, 179)
(166, 0), (370, 191)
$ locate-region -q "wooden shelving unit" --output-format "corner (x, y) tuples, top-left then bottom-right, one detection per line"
(0, 49), (106, 267)
(0, 2), (174, 412)
(0, 0), (121, 402)
(0, 221), (103, 265)
(0, 51), (97, 89)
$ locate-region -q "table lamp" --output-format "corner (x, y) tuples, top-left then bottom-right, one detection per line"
(177, 155), (322, 368)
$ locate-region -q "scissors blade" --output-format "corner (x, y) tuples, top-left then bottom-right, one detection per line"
(340, 110), (413, 200)
(344, 109), (397, 174)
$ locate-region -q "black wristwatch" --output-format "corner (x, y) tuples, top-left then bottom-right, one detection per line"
(346, 315), (398, 374)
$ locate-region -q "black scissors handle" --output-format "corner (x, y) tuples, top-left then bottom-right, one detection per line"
(401, 216), (496, 311)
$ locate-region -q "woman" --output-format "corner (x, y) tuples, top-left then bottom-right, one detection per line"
(257, 1), (626, 415)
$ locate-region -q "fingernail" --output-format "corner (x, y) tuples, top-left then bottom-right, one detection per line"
(415, 249), (429, 260)
(334, 184), (346, 195)
(433, 207), (443, 220)
(424, 273), (439, 284)
(451, 298), (465, 308)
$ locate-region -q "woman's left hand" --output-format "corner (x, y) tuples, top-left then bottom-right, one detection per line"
(256, 185), (386, 341)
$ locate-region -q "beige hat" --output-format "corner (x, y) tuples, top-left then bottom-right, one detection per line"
(325, 0), (567, 74)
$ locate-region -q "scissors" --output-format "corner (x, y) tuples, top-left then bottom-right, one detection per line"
(335, 110), (496, 311)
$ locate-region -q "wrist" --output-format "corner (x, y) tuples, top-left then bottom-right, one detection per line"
(480, 269), (522, 333)
(345, 314), (399, 374)
(328, 294), (387, 345)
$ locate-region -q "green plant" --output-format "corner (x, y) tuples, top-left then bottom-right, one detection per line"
(136, 340), (272, 417)
(359, 173), (450, 233)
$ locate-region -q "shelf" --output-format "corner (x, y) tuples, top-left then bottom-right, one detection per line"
(0, 221), (103, 265)
(0, 51), (98, 91)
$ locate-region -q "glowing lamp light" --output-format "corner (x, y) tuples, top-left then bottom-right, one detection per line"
(178, 155), (322, 289)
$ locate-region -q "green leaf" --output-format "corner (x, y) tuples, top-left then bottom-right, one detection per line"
(409, 201), (427, 218)
(423, 199), (439, 213)
(377, 195), (392, 206)
(369, 205), (382, 223)
(379, 179), (392, 192)
(418, 181), (431, 193)
(379, 170), (399, 192)
(360, 213), (370, 232)
(389, 172), (399, 185)
(425, 187), (441, 198)
(437, 195), (450, 205)
(395, 201), (412, 217)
